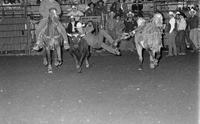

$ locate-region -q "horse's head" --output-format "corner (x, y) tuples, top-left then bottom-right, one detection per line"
(49, 7), (59, 25)
(152, 13), (163, 28)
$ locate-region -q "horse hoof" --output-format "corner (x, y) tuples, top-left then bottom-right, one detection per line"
(55, 61), (62, 67)
(76, 65), (80, 69)
(48, 70), (53, 74)
(150, 65), (155, 69)
(77, 68), (82, 73)
(86, 64), (90, 68)
(43, 60), (48, 66)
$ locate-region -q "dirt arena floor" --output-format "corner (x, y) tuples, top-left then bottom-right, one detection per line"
(0, 51), (199, 124)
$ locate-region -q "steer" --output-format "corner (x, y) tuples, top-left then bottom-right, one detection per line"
(67, 33), (90, 73)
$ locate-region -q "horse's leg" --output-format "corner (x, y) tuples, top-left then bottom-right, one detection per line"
(85, 56), (90, 68)
(54, 45), (62, 67)
(85, 47), (91, 68)
(135, 43), (143, 70)
(46, 48), (53, 73)
(43, 49), (48, 66)
(149, 50), (158, 69)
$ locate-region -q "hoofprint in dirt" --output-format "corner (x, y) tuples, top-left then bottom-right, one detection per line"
(0, 51), (198, 124)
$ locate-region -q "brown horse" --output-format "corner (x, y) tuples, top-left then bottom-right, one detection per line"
(40, 13), (63, 73)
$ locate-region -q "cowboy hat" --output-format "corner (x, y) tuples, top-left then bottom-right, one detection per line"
(72, 5), (77, 9)
(176, 11), (180, 15)
(75, 22), (85, 28)
(169, 11), (174, 16)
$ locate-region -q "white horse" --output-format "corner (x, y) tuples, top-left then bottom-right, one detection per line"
(117, 13), (164, 70)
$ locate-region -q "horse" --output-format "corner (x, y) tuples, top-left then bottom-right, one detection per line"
(67, 33), (90, 73)
(134, 13), (164, 70)
(39, 11), (63, 73)
(116, 13), (164, 70)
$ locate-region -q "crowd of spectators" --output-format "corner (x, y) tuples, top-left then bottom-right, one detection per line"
(164, 6), (199, 56)
(17, 0), (198, 53)
(1, 0), (24, 5)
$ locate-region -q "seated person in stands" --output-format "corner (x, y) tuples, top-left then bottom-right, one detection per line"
(124, 11), (137, 33)
(132, 0), (143, 17)
(66, 16), (79, 34)
(67, 5), (84, 21)
(85, 2), (97, 16)
(110, 1), (123, 18)
(33, 0), (70, 51)
(94, 0), (107, 16)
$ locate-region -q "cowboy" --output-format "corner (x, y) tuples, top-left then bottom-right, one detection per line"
(33, 0), (70, 51)
(165, 11), (177, 56)
(67, 5), (84, 21)
(188, 8), (199, 51)
(175, 12), (187, 55)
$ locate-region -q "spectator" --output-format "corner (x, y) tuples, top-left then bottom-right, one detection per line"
(124, 11), (137, 33)
(132, 0), (143, 17)
(33, 0), (70, 51)
(66, 16), (79, 34)
(106, 11), (116, 39)
(119, 0), (128, 16)
(175, 12), (187, 55)
(114, 14), (125, 40)
(110, 1), (118, 12)
(95, 0), (107, 16)
(166, 11), (177, 57)
(67, 5), (84, 21)
(188, 8), (199, 51)
(110, 1), (123, 17)
(36, 0), (41, 4)
(85, 2), (97, 16)
(95, 0), (107, 28)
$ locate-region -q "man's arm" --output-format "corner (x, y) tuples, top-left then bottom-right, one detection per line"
(169, 18), (175, 33)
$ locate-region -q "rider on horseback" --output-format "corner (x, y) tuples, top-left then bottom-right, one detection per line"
(33, 0), (70, 51)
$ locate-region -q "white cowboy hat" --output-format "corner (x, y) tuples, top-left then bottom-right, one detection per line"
(72, 5), (77, 9)
(176, 11), (180, 15)
(189, 9), (197, 15)
(169, 11), (174, 15)
(70, 16), (75, 18)
(75, 22), (85, 28)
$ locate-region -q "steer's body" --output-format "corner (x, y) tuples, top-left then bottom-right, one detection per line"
(68, 33), (90, 73)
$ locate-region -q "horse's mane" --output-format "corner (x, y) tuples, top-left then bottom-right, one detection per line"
(45, 17), (52, 36)
(44, 16), (59, 37)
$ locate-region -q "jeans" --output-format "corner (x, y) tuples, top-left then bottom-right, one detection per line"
(175, 30), (186, 53)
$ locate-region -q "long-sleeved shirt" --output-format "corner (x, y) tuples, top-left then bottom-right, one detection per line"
(169, 17), (176, 33)
(177, 17), (186, 31)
